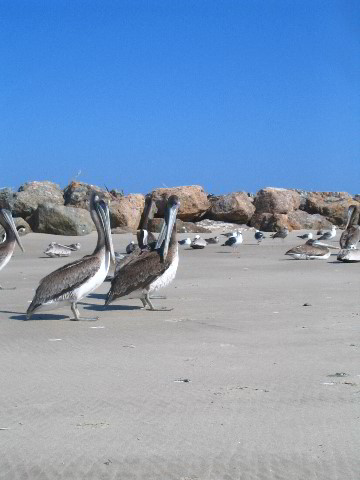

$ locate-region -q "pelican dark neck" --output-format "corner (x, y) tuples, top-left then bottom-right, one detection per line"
(91, 209), (106, 255)
(1, 220), (16, 245)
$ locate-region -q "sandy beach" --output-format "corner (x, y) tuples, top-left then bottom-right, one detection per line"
(0, 230), (359, 480)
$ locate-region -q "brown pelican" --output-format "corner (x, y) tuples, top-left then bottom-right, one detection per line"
(271, 228), (289, 240)
(285, 243), (331, 260)
(317, 225), (337, 241)
(339, 205), (359, 250)
(27, 193), (115, 320)
(105, 195), (180, 311)
(137, 194), (157, 249)
(337, 249), (360, 262)
(205, 236), (220, 244)
(191, 235), (207, 249)
(0, 209), (25, 289)
(44, 242), (81, 258)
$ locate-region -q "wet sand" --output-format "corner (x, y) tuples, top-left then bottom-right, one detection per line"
(0, 231), (359, 479)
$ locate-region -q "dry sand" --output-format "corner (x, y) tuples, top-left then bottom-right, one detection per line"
(0, 230), (359, 479)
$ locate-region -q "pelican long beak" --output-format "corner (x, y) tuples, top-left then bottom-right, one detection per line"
(2, 210), (24, 252)
(156, 204), (178, 261)
(96, 200), (115, 264)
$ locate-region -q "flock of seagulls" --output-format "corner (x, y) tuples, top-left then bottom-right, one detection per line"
(1, 197), (359, 320)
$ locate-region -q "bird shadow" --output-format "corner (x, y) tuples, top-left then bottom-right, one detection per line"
(0, 310), (69, 321)
(81, 303), (142, 311)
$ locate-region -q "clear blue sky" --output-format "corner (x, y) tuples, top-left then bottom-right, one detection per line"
(0, 0), (359, 194)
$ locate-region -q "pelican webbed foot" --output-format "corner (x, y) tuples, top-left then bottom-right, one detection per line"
(70, 302), (99, 321)
(144, 294), (173, 312)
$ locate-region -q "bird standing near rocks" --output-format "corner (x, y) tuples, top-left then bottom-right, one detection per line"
(191, 235), (207, 249)
(222, 231), (243, 249)
(205, 236), (219, 244)
(254, 230), (265, 244)
(297, 232), (313, 240)
(271, 228), (289, 240)
(317, 225), (337, 241)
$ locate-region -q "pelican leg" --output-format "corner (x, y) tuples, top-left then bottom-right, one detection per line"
(140, 298), (147, 309)
(70, 302), (99, 321)
(145, 293), (173, 312)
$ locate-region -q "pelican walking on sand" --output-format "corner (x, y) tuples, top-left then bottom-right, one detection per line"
(105, 195), (180, 311)
(339, 205), (360, 250)
(0, 209), (25, 289)
(27, 193), (115, 320)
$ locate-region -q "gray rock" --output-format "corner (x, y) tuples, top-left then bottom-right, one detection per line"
(207, 192), (255, 223)
(31, 203), (95, 236)
(13, 181), (64, 219)
(0, 188), (15, 210)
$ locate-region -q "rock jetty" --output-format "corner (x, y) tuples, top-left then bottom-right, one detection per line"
(0, 181), (358, 236)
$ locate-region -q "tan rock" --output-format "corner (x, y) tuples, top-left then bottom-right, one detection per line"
(254, 188), (301, 215)
(148, 218), (209, 234)
(151, 185), (210, 221)
(207, 192), (255, 223)
(303, 192), (360, 226)
(250, 211), (333, 232)
(63, 181), (112, 209)
(109, 194), (145, 231)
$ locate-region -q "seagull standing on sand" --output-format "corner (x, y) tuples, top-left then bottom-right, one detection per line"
(254, 230), (265, 244)
(222, 231), (243, 249)
(178, 238), (191, 246)
(317, 225), (337, 241)
(205, 236), (219, 244)
(297, 232), (313, 240)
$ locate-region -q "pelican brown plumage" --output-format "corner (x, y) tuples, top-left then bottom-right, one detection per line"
(339, 205), (360, 250)
(27, 192), (115, 320)
(285, 243), (331, 260)
(105, 195), (180, 311)
(0, 209), (25, 289)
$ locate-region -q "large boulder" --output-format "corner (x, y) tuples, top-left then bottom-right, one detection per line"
(254, 188), (301, 215)
(148, 218), (209, 234)
(151, 186), (210, 221)
(31, 203), (94, 236)
(250, 211), (333, 232)
(207, 192), (255, 223)
(0, 188), (15, 210)
(63, 181), (112, 209)
(301, 192), (360, 226)
(13, 181), (64, 219)
(109, 194), (145, 231)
